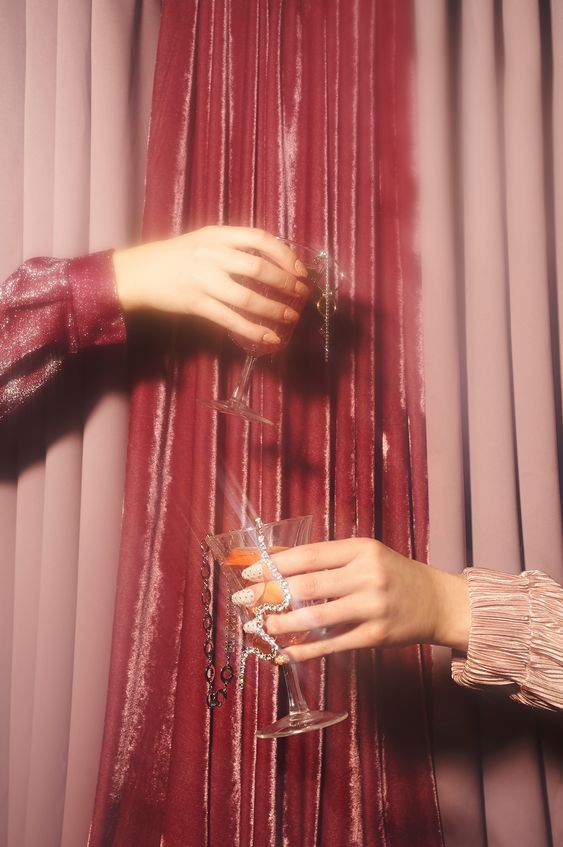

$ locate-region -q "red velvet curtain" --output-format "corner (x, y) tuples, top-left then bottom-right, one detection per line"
(90, 2), (443, 845)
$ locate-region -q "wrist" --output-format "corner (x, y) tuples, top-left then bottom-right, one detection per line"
(113, 247), (139, 311)
(428, 568), (470, 652)
(113, 244), (157, 312)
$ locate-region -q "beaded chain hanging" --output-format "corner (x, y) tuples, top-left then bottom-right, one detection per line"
(313, 250), (338, 362)
(200, 540), (236, 708)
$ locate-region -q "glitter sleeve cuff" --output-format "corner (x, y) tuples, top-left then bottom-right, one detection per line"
(451, 568), (563, 711)
(67, 250), (127, 351)
(0, 251), (126, 421)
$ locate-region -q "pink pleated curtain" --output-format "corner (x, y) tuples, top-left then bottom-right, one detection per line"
(416, 1), (563, 846)
(0, 2), (160, 846)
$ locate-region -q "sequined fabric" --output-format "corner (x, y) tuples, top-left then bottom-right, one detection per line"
(0, 250), (126, 420)
(90, 3), (443, 846)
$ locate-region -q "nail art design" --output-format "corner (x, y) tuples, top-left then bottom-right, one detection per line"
(243, 619), (259, 634)
(232, 587), (256, 606)
(241, 562), (264, 582)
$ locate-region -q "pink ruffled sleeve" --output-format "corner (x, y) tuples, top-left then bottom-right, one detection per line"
(451, 567), (563, 711)
(0, 250), (126, 420)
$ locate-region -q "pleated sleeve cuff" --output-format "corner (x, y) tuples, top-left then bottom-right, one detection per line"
(67, 250), (126, 351)
(451, 568), (563, 711)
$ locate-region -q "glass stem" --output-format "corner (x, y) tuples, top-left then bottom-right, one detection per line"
(282, 664), (309, 717)
(231, 354), (257, 405)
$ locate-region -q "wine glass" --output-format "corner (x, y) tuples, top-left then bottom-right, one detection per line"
(205, 516), (348, 738)
(200, 239), (334, 426)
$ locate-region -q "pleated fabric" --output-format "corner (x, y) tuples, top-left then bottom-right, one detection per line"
(0, 3), (160, 846)
(90, 1), (443, 846)
(416, 1), (563, 845)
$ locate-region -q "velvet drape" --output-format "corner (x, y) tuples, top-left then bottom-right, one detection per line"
(90, 2), (443, 845)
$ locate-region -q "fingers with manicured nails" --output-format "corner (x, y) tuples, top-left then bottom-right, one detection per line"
(206, 226), (307, 279)
(196, 297), (281, 345)
(113, 223), (313, 342)
(203, 274), (299, 322)
(232, 580), (285, 607)
(267, 540), (470, 657)
(241, 561), (269, 582)
(207, 245), (308, 296)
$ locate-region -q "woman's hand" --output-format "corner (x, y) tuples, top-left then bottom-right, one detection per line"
(235, 538), (470, 662)
(113, 226), (309, 346)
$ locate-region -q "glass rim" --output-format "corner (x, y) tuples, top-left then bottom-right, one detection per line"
(274, 235), (345, 280)
(205, 514), (312, 545)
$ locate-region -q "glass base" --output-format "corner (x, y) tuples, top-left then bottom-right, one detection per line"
(256, 709), (348, 739)
(198, 397), (274, 426)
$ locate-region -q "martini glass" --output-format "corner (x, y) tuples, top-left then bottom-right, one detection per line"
(200, 239), (333, 425)
(205, 516), (348, 738)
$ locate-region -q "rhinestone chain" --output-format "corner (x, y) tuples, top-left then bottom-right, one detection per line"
(237, 517), (293, 688)
(314, 251), (337, 362)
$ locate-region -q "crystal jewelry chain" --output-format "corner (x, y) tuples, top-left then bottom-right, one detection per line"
(313, 251), (338, 362)
(200, 540), (236, 708)
(237, 517), (292, 688)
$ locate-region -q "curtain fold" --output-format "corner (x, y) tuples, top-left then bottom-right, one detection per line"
(0, 3), (160, 846)
(90, 2), (442, 845)
(416, 1), (563, 845)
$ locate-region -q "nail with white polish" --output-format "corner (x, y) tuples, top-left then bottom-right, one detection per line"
(241, 562), (265, 582)
(243, 618), (260, 634)
(232, 587), (256, 607)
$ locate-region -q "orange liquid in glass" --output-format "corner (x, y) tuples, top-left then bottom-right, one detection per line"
(223, 546), (310, 650)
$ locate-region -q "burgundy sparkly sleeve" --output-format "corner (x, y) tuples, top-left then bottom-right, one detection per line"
(452, 567), (563, 710)
(0, 250), (126, 420)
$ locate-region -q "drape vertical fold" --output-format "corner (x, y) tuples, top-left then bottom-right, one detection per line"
(0, 3), (160, 846)
(417, 1), (563, 845)
(90, 2), (442, 845)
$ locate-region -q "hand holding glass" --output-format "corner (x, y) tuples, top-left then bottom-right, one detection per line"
(200, 239), (331, 425)
(206, 516), (348, 738)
